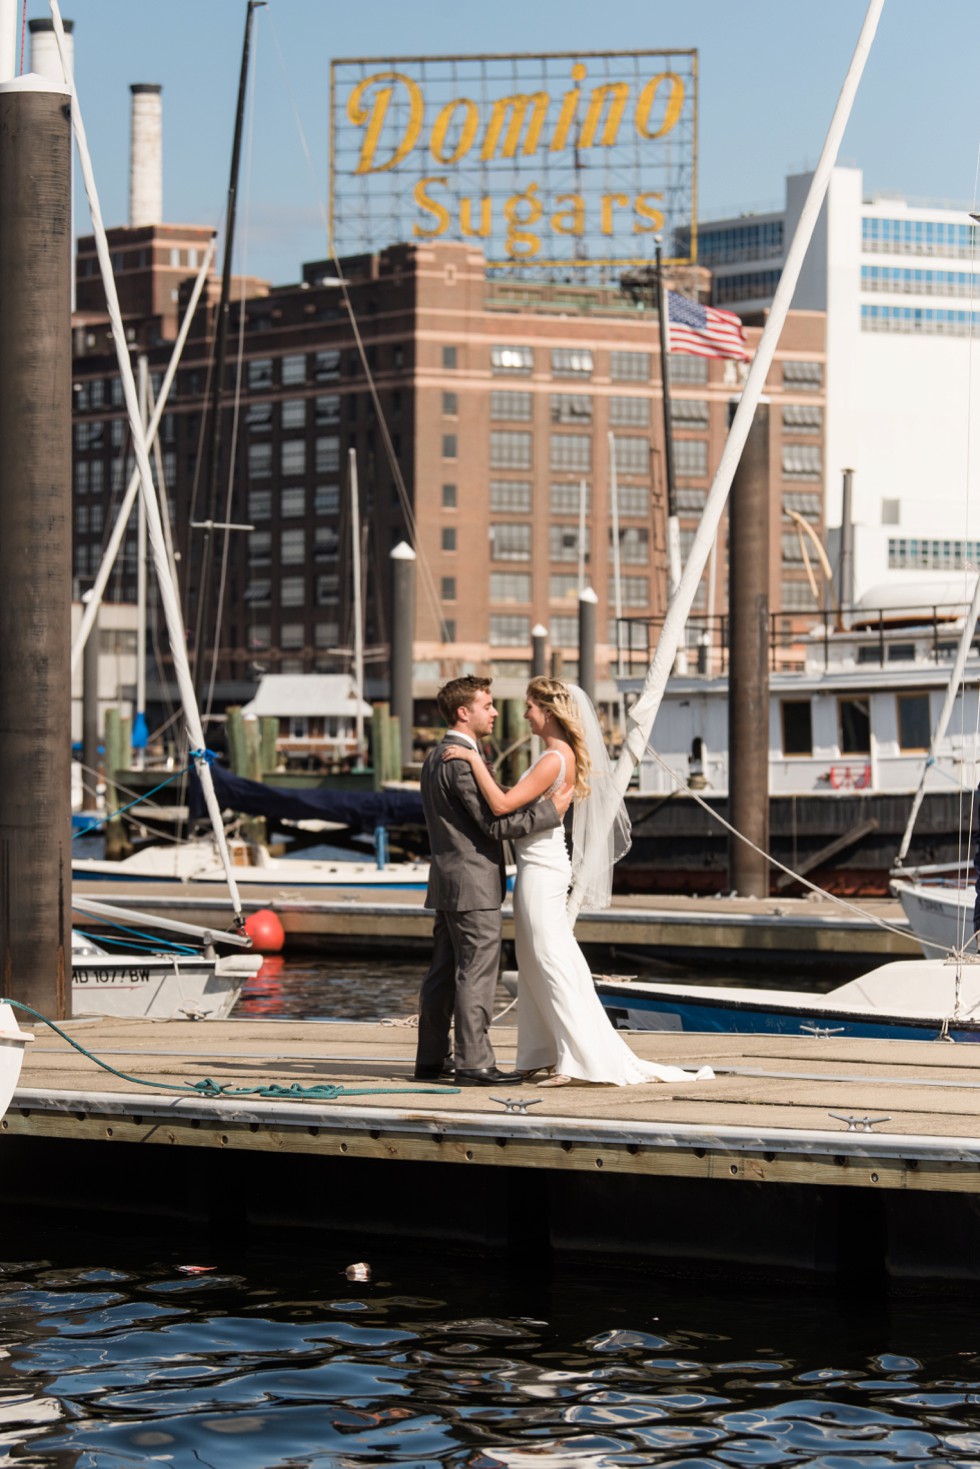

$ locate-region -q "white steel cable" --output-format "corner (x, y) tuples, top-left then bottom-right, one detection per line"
(50, 0), (245, 926)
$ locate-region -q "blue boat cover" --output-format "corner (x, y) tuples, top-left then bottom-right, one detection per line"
(190, 763), (424, 832)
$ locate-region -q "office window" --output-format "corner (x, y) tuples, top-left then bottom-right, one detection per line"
(110, 419), (125, 447)
(443, 619), (456, 642)
(782, 403), (823, 433)
(440, 434), (457, 460)
(781, 700), (813, 756)
(441, 483), (458, 509)
(281, 487), (306, 518)
(74, 505), (89, 535)
(314, 349), (341, 381)
(314, 527), (339, 562)
(491, 480), (532, 512)
(782, 443), (822, 481)
(550, 525), (589, 562)
(281, 354), (306, 385)
(443, 391), (458, 416)
(551, 482), (590, 514)
(249, 623), (270, 648)
(491, 344), (533, 375)
(491, 431), (533, 469)
(616, 484), (650, 517)
(612, 526), (649, 564)
(281, 439), (306, 477)
(839, 696), (871, 755)
(281, 574), (305, 606)
(609, 396), (649, 427)
(315, 621), (339, 647)
(550, 394), (592, 424)
(280, 622), (305, 649)
(443, 345), (458, 369)
(316, 395), (340, 425)
(247, 402), (272, 431)
(315, 484), (339, 515)
(551, 347), (594, 378)
(613, 436), (649, 474)
(74, 461), (89, 495)
(491, 523), (532, 560)
(550, 434), (591, 471)
(281, 529), (305, 565)
(611, 351), (650, 383)
(245, 579), (271, 606)
(550, 574), (579, 601)
(619, 576), (649, 607)
(441, 576), (457, 601)
(248, 358), (274, 389)
(281, 399), (306, 430)
(248, 443), (272, 478)
(490, 572), (532, 603)
(882, 498), (900, 525)
(489, 614), (530, 646)
(781, 532), (805, 564)
(675, 440), (708, 477)
(316, 575), (339, 605)
(784, 491), (822, 522)
(491, 390), (533, 421)
(316, 436), (341, 473)
(551, 615), (578, 645)
(248, 532), (272, 566)
(668, 354), (708, 384)
(783, 360), (823, 390)
(897, 693), (931, 751)
(442, 527), (457, 552)
(670, 398), (709, 427)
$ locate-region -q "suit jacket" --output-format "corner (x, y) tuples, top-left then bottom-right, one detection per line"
(422, 733), (561, 911)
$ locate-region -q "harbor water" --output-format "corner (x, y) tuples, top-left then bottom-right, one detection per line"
(3, 956), (975, 1467)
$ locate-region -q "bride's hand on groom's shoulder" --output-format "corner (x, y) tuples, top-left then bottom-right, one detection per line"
(442, 745), (474, 765)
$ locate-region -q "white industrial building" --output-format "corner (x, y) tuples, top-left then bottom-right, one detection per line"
(688, 168), (980, 602)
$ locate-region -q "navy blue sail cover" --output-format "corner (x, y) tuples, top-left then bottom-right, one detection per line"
(189, 762), (424, 832)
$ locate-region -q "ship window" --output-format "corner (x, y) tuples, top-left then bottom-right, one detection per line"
(781, 699), (812, 756)
(897, 692), (931, 751)
(838, 696), (871, 755)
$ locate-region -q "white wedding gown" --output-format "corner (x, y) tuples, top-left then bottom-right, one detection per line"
(513, 755), (714, 1086)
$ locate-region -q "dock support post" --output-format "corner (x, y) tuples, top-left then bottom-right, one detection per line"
(390, 542), (416, 772)
(728, 398), (771, 898)
(0, 76), (73, 1015)
(531, 624), (548, 679)
(577, 588), (597, 704)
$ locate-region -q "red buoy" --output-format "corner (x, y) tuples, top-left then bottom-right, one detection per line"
(244, 908), (285, 953)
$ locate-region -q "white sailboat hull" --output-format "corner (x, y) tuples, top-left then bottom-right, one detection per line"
(0, 1003), (32, 1120)
(891, 879), (974, 959)
(70, 952), (262, 1020)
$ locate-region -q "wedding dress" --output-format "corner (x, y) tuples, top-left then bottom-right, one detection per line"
(513, 753), (714, 1085)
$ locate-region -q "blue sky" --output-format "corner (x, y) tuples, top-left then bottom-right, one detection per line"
(32, 0), (980, 285)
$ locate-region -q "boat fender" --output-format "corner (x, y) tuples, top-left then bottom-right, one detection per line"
(244, 908), (285, 953)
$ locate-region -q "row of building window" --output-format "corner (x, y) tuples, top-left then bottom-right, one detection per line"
(888, 538), (980, 570)
(484, 431), (657, 474)
(684, 219), (785, 267)
(713, 269), (782, 306)
(862, 216), (978, 258)
(485, 610), (649, 646)
(488, 392), (654, 426)
(862, 304), (980, 335)
(861, 265), (980, 298)
(485, 525), (650, 563)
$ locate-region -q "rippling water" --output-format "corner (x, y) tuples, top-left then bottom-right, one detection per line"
(5, 956), (978, 1466)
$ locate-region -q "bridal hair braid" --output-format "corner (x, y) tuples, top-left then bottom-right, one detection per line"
(526, 677), (591, 799)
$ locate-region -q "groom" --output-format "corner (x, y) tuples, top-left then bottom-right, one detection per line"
(415, 675), (571, 1086)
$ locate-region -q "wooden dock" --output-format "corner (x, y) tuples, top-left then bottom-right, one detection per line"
(6, 1013), (980, 1284)
(72, 882), (918, 969)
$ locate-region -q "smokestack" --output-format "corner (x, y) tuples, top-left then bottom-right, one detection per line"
(129, 82), (162, 226)
(28, 16), (74, 83)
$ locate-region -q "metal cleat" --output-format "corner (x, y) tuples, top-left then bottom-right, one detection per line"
(799, 1024), (845, 1037)
(490, 1096), (544, 1113)
(829, 1112), (891, 1132)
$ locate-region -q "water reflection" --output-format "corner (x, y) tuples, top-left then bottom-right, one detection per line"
(4, 1235), (980, 1467)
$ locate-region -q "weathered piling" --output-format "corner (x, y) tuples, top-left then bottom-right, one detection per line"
(390, 542), (416, 770)
(728, 398), (771, 897)
(0, 75), (72, 1015)
(577, 588), (597, 703)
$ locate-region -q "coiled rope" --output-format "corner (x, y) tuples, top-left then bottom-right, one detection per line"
(1, 999), (458, 1101)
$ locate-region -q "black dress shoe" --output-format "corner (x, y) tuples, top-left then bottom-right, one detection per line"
(455, 1066), (524, 1086)
(413, 1062), (455, 1082)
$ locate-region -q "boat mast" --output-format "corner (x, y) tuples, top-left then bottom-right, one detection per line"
(348, 448), (365, 763)
(192, 0), (265, 709)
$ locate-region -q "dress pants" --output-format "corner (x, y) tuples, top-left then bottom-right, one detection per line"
(416, 907), (502, 1072)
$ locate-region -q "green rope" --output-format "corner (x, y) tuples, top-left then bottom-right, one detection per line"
(1, 999), (459, 1101)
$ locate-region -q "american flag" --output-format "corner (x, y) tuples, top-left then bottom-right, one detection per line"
(666, 290), (750, 362)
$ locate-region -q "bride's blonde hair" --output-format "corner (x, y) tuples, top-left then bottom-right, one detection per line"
(526, 677), (591, 799)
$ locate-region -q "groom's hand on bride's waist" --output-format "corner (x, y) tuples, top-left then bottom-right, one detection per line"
(552, 786), (573, 819)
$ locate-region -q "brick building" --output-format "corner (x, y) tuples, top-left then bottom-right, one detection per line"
(70, 234), (826, 716)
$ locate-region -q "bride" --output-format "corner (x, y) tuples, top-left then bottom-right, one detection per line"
(444, 677), (713, 1088)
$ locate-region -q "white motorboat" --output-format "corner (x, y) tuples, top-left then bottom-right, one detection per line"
(0, 1002), (33, 1121)
(890, 874), (975, 960)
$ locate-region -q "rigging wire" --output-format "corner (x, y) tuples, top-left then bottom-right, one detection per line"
(265, 12), (453, 660)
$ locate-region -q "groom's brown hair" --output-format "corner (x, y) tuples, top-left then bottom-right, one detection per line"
(437, 675), (491, 728)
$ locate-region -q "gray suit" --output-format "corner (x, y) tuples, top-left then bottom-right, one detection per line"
(416, 733), (561, 1072)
